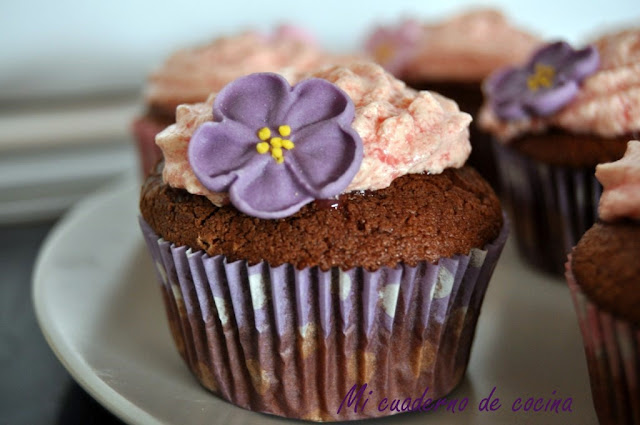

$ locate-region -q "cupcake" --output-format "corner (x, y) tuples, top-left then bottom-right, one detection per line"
(566, 140), (640, 425)
(364, 9), (540, 189)
(139, 62), (508, 421)
(132, 25), (352, 177)
(479, 29), (640, 275)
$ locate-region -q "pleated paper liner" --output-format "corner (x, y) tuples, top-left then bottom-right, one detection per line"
(140, 217), (508, 421)
(566, 257), (640, 425)
(493, 141), (601, 275)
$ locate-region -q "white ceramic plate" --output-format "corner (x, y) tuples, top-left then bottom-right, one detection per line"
(33, 178), (598, 425)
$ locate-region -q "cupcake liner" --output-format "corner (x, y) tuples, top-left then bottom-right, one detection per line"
(494, 141), (601, 275)
(566, 257), (640, 425)
(139, 217), (508, 421)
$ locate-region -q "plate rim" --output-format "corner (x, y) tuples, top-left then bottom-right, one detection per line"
(32, 180), (161, 425)
(31, 177), (598, 425)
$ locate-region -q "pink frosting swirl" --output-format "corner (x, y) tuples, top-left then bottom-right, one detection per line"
(310, 63), (472, 191)
(596, 140), (640, 222)
(387, 9), (540, 81)
(146, 28), (352, 110)
(479, 29), (640, 142)
(157, 62), (472, 205)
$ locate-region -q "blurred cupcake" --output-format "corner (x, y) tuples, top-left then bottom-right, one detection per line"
(566, 140), (640, 425)
(479, 29), (640, 275)
(139, 62), (508, 421)
(364, 9), (540, 189)
(133, 25), (354, 177)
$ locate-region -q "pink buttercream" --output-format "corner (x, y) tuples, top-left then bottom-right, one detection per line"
(157, 62), (472, 206)
(146, 28), (351, 109)
(596, 140), (640, 222)
(157, 96), (228, 205)
(385, 9), (540, 81)
(310, 63), (472, 191)
(479, 29), (640, 142)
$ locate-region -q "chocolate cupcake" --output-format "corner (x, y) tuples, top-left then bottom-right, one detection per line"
(479, 29), (640, 275)
(566, 140), (640, 425)
(139, 62), (508, 421)
(364, 9), (540, 189)
(132, 26), (354, 177)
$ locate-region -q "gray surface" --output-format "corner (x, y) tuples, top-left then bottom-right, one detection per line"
(0, 220), (123, 425)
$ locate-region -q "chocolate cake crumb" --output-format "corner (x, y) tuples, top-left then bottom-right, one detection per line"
(572, 222), (640, 325)
(510, 129), (631, 168)
(141, 166), (503, 271)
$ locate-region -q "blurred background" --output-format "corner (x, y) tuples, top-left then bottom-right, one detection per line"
(0, 1), (637, 424)
(1, 0), (638, 223)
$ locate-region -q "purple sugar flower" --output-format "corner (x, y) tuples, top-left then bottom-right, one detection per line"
(485, 41), (600, 120)
(188, 73), (363, 219)
(365, 19), (423, 76)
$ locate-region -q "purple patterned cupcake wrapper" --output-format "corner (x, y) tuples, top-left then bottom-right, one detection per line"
(566, 258), (640, 425)
(139, 217), (508, 421)
(494, 141), (601, 275)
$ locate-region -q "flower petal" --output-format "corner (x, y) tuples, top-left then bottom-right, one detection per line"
(486, 41), (600, 121)
(561, 45), (600, 82)
(485, 68), (531, 120)
(483, 67), (511, 95)
(285, 120), (363, 198)
(277, 78), (356, 129)
(492, 99), (528, 120)
(364, 21), (421, 75)
(525, 80), (579, 117)
(213, 73), (291, 128)
(486, 68), (530, 103)
(189, 120), (269, 192)
(228, 162), (314, 219)
(529, 41), (573, 68)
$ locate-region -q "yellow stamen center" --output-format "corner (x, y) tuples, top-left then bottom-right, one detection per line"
(527, 63), (555, 92)
(282, 139), (294, 150)
(271, 147), (284, 163)
(257, 127), (271, 141)
(255, 124), (296, 163)
(278, 125), (291, 137)
(270, 137), (282, 149)
(256, 141), (270, 154)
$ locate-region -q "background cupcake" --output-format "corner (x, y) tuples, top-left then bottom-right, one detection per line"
(479, 29), (640, 275)
(139, 62), (508, 421)
(132, 25), (354, 177)
(364, 9), (541, 189)
(566, 140), (640, 425)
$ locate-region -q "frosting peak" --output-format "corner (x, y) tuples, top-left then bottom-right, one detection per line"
(157, 62), (472, 208)
(366, 9), (540, 81)
(596, 140), (640, 222)
(305, 63), (471, 191)
(145, 27), (351, 110)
